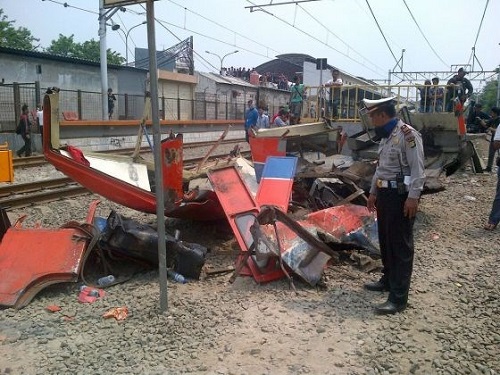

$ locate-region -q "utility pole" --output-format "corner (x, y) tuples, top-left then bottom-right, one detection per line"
(99, 0), (108, 120)
(98, 0), (122, 120)
(497, 65), (500, 107)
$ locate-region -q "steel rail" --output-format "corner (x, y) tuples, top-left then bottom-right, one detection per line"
(0, 186), (91, 210)
(0, 177), (75, 197)
(13, 138), (247, 169)
(4, 150), (250, 211)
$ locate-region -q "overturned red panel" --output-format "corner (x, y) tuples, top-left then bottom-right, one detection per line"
(256, 156), (297, 212)
(0, 201), (99, 309)
(249, 136), (286, 183)
(162, 134), (184, 206)
(207, 165), (285, 283)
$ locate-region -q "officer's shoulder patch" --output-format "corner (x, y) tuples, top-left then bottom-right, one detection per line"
(401, 124), (416, 148)
(400, 124), (412, 135)
(405, 136), (416, 148)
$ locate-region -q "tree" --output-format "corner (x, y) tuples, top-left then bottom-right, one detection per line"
(45, 34), (77, 57)
(46, 34), (125, 65)
(0, 9), (39, 50)
(477, 75), (499, 110)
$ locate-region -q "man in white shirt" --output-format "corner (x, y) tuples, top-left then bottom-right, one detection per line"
(36, 104), (43, 145)
(256, 106), (270, 129)
(324, 69), (343, 118)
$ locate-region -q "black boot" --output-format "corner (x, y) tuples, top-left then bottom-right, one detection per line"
(364, 280), (389, 292)
(374, 300), (407, 315)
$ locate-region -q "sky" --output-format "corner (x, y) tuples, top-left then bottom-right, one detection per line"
(2, 0), (500, 84)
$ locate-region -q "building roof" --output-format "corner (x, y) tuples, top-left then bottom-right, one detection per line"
(255, 53), (333, 79)
(0, 46), (146, 72)
(255, 52), (375, 85)
(196, 71), (255, 88)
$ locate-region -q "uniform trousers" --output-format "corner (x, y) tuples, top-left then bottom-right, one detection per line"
(376, 188), (415, 305)
(488, 167), (500, 225)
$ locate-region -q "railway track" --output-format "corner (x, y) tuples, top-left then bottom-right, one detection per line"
(13, 138), (247, 169)
(4, 148), (250, 211)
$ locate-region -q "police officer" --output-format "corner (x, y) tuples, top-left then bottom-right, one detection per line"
(362, 97), (425, 314)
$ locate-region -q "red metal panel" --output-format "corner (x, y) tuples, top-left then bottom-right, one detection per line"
(162, 134), (184, 204)
(0, 201), (99, 309)
(208, 166), (258, 217)
(249, 137), (286, 164)
(0, 229), (87, 308)
(256, 156), (297, 212)
(306, 205), (372, 236)
(207, 166), (285, 283)
(249, 136), (286, 182)
(257, 179), (292, 212)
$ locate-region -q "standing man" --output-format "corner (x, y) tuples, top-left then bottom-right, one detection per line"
(244, 99), (258, 142)
(16, 104), (32, 157)
(484, 112), (500, 230)
(324, 68), (343, 118)
(362, 97), (425, 315)
(466, 102), (490, 133)
(430, 77), (444, 112)
(446, 68), (473, 112)
(245, 100), (253, 121)
(256, 105), (270, 129)
(107, 88), (117, 119)
(289, 75), (305, 124)
(478, 107), (500, 172)
(36, 104), (43, 146)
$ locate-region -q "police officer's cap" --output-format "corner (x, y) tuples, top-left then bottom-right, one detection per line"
(361, 97), (396, 113)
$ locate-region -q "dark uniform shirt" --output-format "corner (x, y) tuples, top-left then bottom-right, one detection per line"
(370, 119), (425, 199)
(446, 75), (473, 99)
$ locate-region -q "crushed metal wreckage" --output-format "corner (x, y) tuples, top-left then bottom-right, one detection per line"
(0, 200), (208, 309)
(208, 156), (379, 287)
(220, 104), (479, 285)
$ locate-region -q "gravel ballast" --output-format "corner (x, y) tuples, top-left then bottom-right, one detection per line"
(0, 162), (499, 375)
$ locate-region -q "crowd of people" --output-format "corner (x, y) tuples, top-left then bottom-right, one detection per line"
(417, 68), (473, 114)
(243, 99), (292, 141)
(221, 67), (291, 91)
(221, 67), (253, 80)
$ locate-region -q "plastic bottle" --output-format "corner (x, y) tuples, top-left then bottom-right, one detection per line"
(97, 275), (116, 287)
(167, 270), (187, 284)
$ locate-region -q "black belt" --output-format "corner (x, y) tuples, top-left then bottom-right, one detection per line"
(376, 179), (409, 192)
(376, 179), (397, 189)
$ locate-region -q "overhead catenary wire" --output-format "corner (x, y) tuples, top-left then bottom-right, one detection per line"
(167, 0), (281, 57)
(296, 3), (383, 74)
(42, 0), (98, 15)
(35, 0), (415, 78)
(35, 0), (497, 81)
(246, 0), (386, 78)
(401, 0), (448, 69)
(466, 0), (490, 70)
(364, 0), (400, 70)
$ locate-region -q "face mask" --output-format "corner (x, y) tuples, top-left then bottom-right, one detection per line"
(374, 118), (398, 138)
(375, 126), (389, 138)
